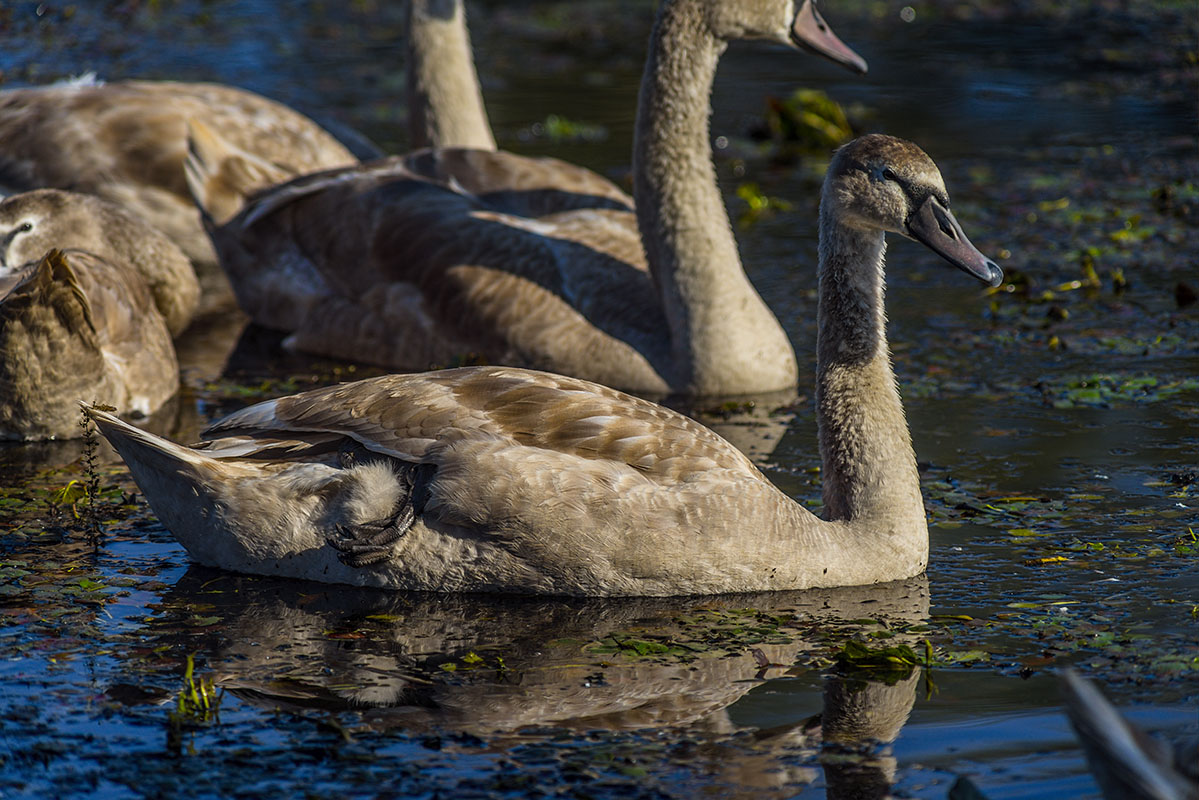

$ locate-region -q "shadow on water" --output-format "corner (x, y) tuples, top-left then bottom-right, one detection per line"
(0, 0), (1196, 797)
(110, 570), (932, 798)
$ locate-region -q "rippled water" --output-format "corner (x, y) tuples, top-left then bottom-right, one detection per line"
(1, 1), (1196, 798)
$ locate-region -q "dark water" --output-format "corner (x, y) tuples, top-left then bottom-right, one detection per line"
(1, 1), (1197, 798)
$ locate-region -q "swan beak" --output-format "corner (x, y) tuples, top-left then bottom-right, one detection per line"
(906, 196), (1003, 287)
(790, 0), (869, 75)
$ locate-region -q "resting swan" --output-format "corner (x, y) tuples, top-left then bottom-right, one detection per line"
(88, 135), (1001, 596)
(0, 78), (359, 275)
(0, 189), (193, 439)
(0, 0), (525, 279)
(186, 0), (867, 397)
(1, 245), (177, 441)
(0, 189), (199, 337)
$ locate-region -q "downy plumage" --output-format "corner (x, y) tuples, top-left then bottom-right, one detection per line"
(0, 77), (360, 275)
(90, 135), (1001, 595)
(2, 248), (177, 440)
(186, 0), (868, 396)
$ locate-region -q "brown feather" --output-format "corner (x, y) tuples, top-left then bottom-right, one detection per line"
(209, 368), (760, 485)
(0, 248), (177, 439)
(0, 80), (359, 269)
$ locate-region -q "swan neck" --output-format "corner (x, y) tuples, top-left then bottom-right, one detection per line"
(632, 0), (796, 395)
(815, 209), (925, 530)
(406, 0), (496, 150)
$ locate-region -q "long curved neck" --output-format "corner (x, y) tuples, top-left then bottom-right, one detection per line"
(632, 0), (797, 395)
(815, 208), (926, 533)
(406, 0), (496, 151)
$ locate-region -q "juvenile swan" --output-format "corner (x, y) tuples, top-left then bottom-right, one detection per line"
(0, 189), (199, 336)
(88, 135), (1001, 596)
(0, 78), (359, 271)
(2, 249), (177, 441)
(187, 0), (867, 396)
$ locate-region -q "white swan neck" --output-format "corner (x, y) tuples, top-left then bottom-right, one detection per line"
(632, 0), (797, 395)
(406, 0), (496, 151)
(815, 211), (925, 533)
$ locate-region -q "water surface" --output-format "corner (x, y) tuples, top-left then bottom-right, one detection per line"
(1, 1), (1196, 797)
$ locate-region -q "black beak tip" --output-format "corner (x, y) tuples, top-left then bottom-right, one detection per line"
(984, 260), (1003, 288)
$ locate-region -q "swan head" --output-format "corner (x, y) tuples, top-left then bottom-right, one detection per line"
(823, 134), (1003, 287)
(0, 189), (99, 274)
(0, 192), (49, 274)
(707, 0), (868, 74)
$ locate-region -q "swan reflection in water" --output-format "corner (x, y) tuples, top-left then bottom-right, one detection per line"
(123, 570), (929, 798)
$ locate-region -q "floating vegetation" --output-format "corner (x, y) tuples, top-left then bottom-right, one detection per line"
(582, 607), (811, 664)
(202, 376), (302, 401)
(438, 650), (509, 673)
(758, 88), (855, 158)
(586, 634), (700, 659)
(948, 136), (1199, 383)
(924, 476), (1069, 532)
(2, 458), (139, 546)
(517, 114), (607, 144)
(48, 480), (89, 519)
(695, 398), (757, 419)
(834, 640), (925, 682)
(734, 182), (794, 227)
(1037, 374), (1199, 409)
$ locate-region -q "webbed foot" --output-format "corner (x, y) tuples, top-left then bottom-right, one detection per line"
(327, 504), (415, 567)
(327, 458), (424, 568)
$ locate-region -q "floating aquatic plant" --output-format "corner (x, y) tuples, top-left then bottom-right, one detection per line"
(1038, 373), (1199, 409)
(761, 88), (854, 155)
(735, 182), (794, 227)
(518, 114), (607, 144)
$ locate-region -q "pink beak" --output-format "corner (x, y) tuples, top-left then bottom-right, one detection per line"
(790, 0), (869, 75)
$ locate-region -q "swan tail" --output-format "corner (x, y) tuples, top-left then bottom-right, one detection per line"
(82, 403), (240, 558)
(184, 119), (292, 226)
(83, 403), (213, 475)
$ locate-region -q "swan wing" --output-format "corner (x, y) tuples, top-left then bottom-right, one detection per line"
(215, 155), (669, 387)
(54, 250), (179, 416)
(0, 250), (176, 437)
(204, 367), (763, 483)
(399, 147), (634, 215)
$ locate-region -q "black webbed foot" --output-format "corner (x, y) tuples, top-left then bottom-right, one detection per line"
(326, 459), (422, 568)
(327, 504), (415, 567)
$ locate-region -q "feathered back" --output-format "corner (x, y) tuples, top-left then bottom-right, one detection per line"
(207, 367), (763, 483)
(0, 80), (360, 268)
(0, 189), (200, 335)
(0, 249), (178, 440)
